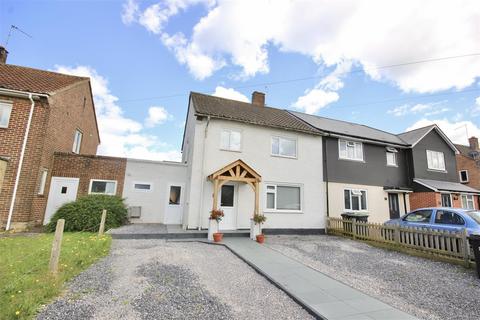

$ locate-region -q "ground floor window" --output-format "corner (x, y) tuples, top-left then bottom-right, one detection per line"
(441, 193), (452, 207)
(265, 184), (301, 211)
(89, 179), (117, 195)
(461, 194), (475, 209)
(344, 189), (367, 211)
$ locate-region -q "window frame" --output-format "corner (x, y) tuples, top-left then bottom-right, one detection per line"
(264, 183), (302, 213)
(426, 150), (446, 171)
(440, 193), (452, 207)
(338, 139), (364, 162)
(72, 129), (83, 154)
(168, 185), (182, 206)
(132, 181), (153, 192)
(88, 179), (117, 196)
(220, 128), (242, 152)
(0, 101), (13, 128)
(461, 194), (475, 210)
(271, 135), (298, 159)
(343, 188), (368, 212)
(37, 169), (48, 195)
(386, 151), (397, 167)
(459, 170), (469, 183)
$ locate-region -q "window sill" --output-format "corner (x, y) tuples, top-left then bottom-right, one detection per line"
(427, 169), (447, 173)
(264, 210), (303, 214)
(270, 154), (297, 160)
(220, 148), (242, 153)
(387, 164), (398, 168)
(338, 157), (365, 163)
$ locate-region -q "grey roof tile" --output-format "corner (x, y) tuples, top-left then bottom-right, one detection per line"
(396, 125), (435, 145)
(414, 178), (480, 193)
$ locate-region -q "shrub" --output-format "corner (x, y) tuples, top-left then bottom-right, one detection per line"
(46, 194), (128, 232)
(253, 213), (267, 225)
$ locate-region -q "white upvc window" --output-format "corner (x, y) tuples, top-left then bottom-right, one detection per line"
(133, 182), (153, 192)
(265, 184), (302, 212)
(459, 170), (469, 183)
(339, 140), (363, 161)
(386, 152), (397, 166)
(271, 136), (297, 158)
(72, 129), (83, 154)
(89, 179), (117, 195)
(220, 129), (241, 151)
(461, 194), (475, 209)
(426, 150), (445, 171)
(38, 169), (48, 195)
(344, 189), (368, 212)
(0, 102), (13, 128)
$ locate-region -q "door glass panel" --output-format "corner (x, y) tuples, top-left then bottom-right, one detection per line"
(441, 194), (452, 207)
(169, 186), (181, 205)
(221, 185), (234, 207)
(61, 186), (67, 194)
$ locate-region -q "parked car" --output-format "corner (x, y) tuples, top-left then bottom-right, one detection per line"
(385, 207), (480, 235)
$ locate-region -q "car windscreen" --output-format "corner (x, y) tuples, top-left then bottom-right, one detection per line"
(467, 210), (480, 224)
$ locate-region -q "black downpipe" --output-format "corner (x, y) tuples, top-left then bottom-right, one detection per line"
(323, 138), (330, 217)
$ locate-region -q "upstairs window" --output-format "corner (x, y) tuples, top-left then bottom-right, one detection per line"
(459, 170), (469, 183)
(386, 152), (397, 166)
(426, 150), (445, 171)
(220, 129), (241, 151)
(344, 189), (367, 211)
(89, 179), (117, 195)
(271, 136), (297, 158)
(0, 102), (13, 128)
(339, 140), (363, 161)
(72, 129), (83, 154)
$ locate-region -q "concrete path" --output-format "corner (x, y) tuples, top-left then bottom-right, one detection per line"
(223, 238), (418, 320)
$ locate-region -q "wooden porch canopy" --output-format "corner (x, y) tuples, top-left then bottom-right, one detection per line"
(208, 159), (262, 215)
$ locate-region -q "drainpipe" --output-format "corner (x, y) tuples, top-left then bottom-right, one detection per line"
(323, 137), (330, 217)
(6, 93), (35, 230)
(197, 115), (210, 230)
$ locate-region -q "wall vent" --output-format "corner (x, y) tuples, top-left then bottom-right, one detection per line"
(128, 206), (141, 218)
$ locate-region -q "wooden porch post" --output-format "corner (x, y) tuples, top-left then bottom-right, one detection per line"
(254, 181), (259, 215)
(213, 179), (219, 211)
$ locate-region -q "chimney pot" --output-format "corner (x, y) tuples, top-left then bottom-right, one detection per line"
(0, 46), (8, 64)
(469, 136), (479, 151)
(251, 91), (265, 107)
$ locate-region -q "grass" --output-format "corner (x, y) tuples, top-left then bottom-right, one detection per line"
(0, 232), (111, 320)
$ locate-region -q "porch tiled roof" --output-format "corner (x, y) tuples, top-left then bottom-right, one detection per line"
(414, 178), (480, 194)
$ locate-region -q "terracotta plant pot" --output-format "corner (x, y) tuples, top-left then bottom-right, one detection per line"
(256, 234), (265, 244)
(213, 232), (223, 242)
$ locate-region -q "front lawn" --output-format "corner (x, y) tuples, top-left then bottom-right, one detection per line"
(0, 232), (111, 320)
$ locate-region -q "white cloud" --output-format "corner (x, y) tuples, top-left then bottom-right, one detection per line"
(53, 65), (180, 162)
(123, 0), (480, 93)
(388, 102), (448, 117)
(121, 0), (139, 25)
(145, 106), (172, 127)
(212, 86), (249, 102)
(472, 96), (480, 115)
(406, 118), (480, 145)
(292, 88), (339, 114)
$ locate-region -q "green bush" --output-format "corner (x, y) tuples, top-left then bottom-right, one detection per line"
(46, 194), (128, 232)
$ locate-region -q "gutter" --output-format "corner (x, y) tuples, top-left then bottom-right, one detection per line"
(2, 89), (49, 230)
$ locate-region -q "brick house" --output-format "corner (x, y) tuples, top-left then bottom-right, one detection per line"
(0, 51), (101, 230)
(455, 137), (480, 206)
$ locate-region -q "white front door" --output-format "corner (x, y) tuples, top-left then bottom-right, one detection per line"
(219, 184), (237, 230)
(44, 177), (79, 224)
(164, 183), (184, 224)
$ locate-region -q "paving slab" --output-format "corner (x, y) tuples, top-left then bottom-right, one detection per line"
(222, 238), (418, 320)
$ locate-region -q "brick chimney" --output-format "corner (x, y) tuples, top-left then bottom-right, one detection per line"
(469, 136), (479, 151)
(0, 46), (8, 64)
(251, 91), (265, 107)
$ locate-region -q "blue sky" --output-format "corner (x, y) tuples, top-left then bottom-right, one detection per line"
(1, 0), (479, 160)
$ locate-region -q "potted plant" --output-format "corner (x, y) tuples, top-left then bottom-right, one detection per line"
(253, 213), (267, 243)
(209, 209), (224, 242)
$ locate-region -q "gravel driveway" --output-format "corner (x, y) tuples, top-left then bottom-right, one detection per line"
(266, 235), (480, 320)
(37, 239), (312, 320)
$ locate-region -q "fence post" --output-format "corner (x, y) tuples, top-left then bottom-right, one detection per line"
(352, 219), (357, 240)
(49, 219), (65, 274)
(462, 228), (470, 267)
(394, 225), (400, 244)
(98, 209), (107, 236)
